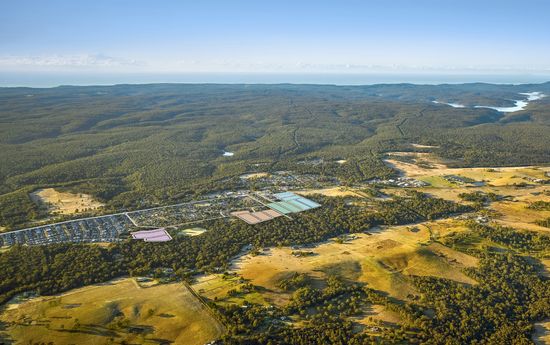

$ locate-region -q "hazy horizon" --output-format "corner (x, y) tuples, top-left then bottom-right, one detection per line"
(2, 71), (550, 88)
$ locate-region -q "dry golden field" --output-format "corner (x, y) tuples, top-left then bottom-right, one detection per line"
(297, 186), (365, 198)
(231, 222), (477, 303)
(0, 278), (223, 345)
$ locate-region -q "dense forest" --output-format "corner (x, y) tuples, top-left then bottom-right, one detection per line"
(1, 83), (550, 229)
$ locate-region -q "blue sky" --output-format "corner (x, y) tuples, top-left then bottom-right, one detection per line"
(1, 0), (549, 74)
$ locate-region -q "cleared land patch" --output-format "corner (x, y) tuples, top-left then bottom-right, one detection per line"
(192, 274), (266, 306)
(414, 184), (550, 233)
(239, 172), (270, 180)
(353, 304), (403, 330)
(491, 197), (550, 233)
(385, 152), (549, 184)
(30, 188), (104, 215)
(386, 153), (550, 233)
(232, 222), (476, 303)
(297, 187), (364, 198)
(0, 278), (223, 345)
(179, 227), (208, 236)
(410, 143), (440, 149)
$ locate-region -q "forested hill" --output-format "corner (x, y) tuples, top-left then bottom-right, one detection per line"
(0, 83), (549, 229)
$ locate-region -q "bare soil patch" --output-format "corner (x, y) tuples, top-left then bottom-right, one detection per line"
(30, 188), (104, 215)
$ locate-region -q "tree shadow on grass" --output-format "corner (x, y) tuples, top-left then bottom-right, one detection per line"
(0, 321), (14, 345)
(56, 324), (119, 337)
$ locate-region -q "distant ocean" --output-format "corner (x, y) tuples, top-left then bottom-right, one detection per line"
(1, 72), (549, 87)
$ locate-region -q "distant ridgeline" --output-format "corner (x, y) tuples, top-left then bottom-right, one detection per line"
(0, 82), (549, 230)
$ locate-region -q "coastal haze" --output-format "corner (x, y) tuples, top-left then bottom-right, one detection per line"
(3, 72), (550, 88)
(1, 1), (549, 345)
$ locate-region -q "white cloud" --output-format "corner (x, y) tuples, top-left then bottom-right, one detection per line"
(1, 54), (549, 75)
(0, 54), (143, 70)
